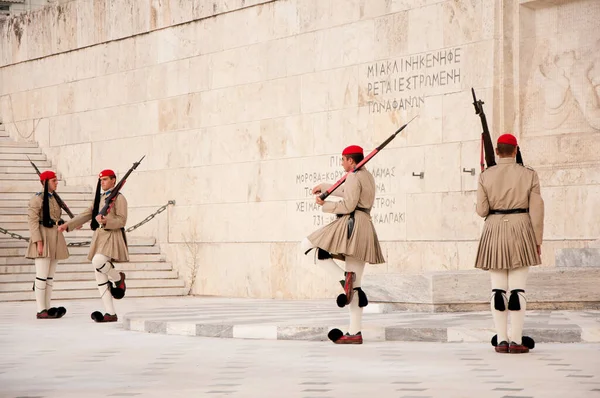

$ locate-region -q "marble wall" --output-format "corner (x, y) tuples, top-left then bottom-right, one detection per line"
(0, 0), (598, 298)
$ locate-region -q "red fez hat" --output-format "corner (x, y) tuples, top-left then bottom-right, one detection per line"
(99, 169), (116, 178)
(497, 133), (518, 146)
(39, 171), (56, 181)
(342, 145), (363, 156)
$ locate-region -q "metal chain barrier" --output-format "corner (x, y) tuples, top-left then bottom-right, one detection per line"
(0, 200), (175, 247)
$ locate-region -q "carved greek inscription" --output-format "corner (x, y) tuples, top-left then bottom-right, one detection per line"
(365, 47), (462, 113)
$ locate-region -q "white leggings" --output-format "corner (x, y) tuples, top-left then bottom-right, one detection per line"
(34, 258), (58, 312)
(489, 267), (529, 345)
(92, 254), (121, 315)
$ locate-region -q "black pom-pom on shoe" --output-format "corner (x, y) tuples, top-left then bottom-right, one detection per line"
(56, 307), (67, 318)
(91, 311), (104, 322)
(491, 334), (498, 346)
(328, 328), (344, 342)
(47, 307), (58, 318)
(522, 336), (535, 349)
(336, 294), (347, 308)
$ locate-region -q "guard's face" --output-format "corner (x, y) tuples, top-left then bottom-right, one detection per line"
(100, 176), (116, 191)
(341, 156), (355, 172)
(44, 178), (58, 192)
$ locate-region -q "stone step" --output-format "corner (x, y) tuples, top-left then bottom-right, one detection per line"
(0, 141), (38, 147)
(0, 230), (94, 241)
(0, 261), (174, 274)
(0, 236), (156, 248)
(0, 287), (188, 301)
(0, 270), (179, 283)
(1, 181), (92, 193)
(0, 159), (52, 167)
(0, 214), (28, 222)
(0, 245), (160, 257)
(0, 278), (185, 292)
(0, 129), (8, 137)
(0, 173), (43, 180)
(0, 167), (38, 174)
(1, 253), (166, 265)
(0, 153), (45, 161)
(364, 267), (600, 312)
(0, 146), (42, 154)
(555, 248), (600, 267)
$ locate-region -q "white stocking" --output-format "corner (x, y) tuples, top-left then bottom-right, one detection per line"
(508, 266), (529, 345)
(92, 254), (116, 315)
(490, 269), (509, 344)
(301, 238), (346, 282)
(45, 260), (58, 309)
(34, 258), (50, 313)
(346, 256), (365, 335)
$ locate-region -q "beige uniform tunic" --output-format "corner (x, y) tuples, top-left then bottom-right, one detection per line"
(25, 193), (69, 260)
(474, 157), (544, 270)
(307, 168), (385, 264)
(66, 192), (129, 262)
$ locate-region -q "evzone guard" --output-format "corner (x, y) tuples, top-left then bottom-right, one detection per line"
(301, 119), (414, 344)
(472, 89), (544, 353)
(26, 170), (69, 319)
(474, 134), (544, 354)
(58, 158), (143, 322)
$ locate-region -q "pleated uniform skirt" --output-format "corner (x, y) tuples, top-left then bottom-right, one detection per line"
(307, 210), (385, 264)
(474, 213), (541, 270)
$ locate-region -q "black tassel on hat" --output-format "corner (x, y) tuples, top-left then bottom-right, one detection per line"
(516, 146), (523, 165)
(41, 179), (53, 228)
(91, 179), (102, 231)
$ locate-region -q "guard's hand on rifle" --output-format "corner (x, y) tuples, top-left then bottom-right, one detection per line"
(311, 184), (322, 195)
(58, 224), (68, 233)
(36, 241), (43, 256)
(315, 196), (325, 206)
(95, 215), (106, 226)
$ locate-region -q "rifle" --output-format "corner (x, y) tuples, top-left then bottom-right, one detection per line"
(319, 116), (417, 200)
(98, 156), (145, 216)
(471, 88), (496, 171)
(27, 157), (75, 218)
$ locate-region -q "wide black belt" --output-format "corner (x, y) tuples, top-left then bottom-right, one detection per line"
(489, 208), (528, 215)
(336, 207), (370, 219)
(337, 207), (371, 239)
(39, 219), (65, 227)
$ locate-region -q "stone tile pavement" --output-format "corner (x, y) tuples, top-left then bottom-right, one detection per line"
(1, 297), (600, 398)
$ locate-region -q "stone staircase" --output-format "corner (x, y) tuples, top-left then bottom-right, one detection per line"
(0, 121), (187, 302)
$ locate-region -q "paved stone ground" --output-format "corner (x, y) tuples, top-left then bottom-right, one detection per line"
(1, 297), (600, 398)
(121, 296), (600, 343)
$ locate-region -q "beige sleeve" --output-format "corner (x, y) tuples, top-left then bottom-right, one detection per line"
(322, 173), (360, 215)
(476, 174), (490, 218)
(320, 183), (345, 198)
(528, 171), (544, 245)
(104, 194), (128, 229)
(66, 205), (93, 231)
(27, 196), (43, 243)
